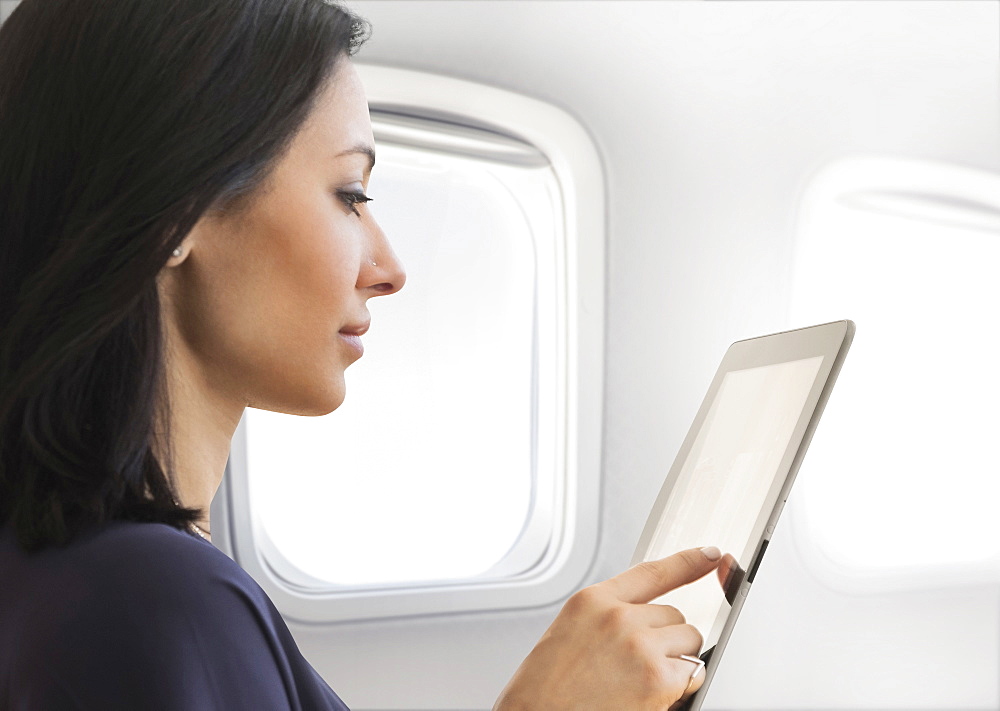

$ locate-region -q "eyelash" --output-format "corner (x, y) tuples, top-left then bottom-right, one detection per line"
(337, 190), (373, 217)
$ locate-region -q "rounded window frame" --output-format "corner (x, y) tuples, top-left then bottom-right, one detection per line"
(211, 63), (606, 623)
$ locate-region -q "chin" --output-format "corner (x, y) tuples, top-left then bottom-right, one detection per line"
(257, 375), (347, 417)
(302, 381), (347, 417)
(316, 375), (348, 415)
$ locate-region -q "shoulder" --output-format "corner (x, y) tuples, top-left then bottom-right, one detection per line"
(65, 520), (274, 624)
(6, 519), (268, 627)
(3, 520), (281, 658)
(79, 519), (243, 580)
(9, 522), (303, 708)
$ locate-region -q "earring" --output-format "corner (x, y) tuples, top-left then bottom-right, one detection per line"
(371, 260), (377, 267)
(172, 248), (182, 258)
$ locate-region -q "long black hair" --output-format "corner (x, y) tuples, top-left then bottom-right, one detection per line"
(0, 0), (370, 552)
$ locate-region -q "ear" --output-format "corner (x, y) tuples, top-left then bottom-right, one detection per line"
(166, 217), (210, 266)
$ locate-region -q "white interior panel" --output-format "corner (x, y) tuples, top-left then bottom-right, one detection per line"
(4, 0), (989, 707)
(304, 2), (999, 708)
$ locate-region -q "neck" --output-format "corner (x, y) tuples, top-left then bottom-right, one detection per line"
(153, 328), (245, 539)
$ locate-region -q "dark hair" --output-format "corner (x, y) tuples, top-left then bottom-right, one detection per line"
(0, 0), (371, 552)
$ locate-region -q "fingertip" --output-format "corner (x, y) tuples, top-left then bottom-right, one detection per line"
(700, 546), (721, 562)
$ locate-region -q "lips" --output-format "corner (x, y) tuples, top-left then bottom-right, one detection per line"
(339, 320), (370, 336)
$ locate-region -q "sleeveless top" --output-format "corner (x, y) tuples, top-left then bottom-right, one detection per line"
(0, 520), (351, 710)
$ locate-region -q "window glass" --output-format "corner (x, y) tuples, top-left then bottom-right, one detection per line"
(246, 130), (563, 587)
(789, 156), (1000, 586)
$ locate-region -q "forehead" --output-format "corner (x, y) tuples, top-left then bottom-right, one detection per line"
(297, 60), (373, 158)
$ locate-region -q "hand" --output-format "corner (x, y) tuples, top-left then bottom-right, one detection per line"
(493, 546), (723, 711)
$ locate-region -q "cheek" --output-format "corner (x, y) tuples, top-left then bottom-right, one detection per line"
(250, 232), (357, 413)
(172, 248), (272, 381)
(173, 200), (362, 411)
(257, 191), (357, 290)
(275, 226), (360, 340)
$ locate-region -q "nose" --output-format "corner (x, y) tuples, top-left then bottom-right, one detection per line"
(362, 219), (406, 297)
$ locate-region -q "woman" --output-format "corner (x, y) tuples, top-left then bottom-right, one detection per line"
(0, 0), (724, 708)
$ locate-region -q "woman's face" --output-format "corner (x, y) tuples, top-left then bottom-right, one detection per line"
(159, 59), (405, 417)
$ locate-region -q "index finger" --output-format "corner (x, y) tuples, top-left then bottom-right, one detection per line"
(604, 546), (723, 604)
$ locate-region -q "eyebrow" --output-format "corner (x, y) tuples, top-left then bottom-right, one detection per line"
(336, 144), (376, 173)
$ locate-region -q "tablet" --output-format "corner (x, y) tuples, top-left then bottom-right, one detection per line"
(630, 320), (855, 710)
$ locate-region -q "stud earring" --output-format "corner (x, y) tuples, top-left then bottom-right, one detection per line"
(371, 260), (377, 267)
(172, 248), (182, 258)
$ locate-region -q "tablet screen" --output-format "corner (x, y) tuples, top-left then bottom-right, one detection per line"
(644, 355), (825, 653)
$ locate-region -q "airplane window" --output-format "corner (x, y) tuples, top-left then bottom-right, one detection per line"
(245, 125), (557, 586)
(216, 64), (605, 622)
(789, 155), (1000, 591)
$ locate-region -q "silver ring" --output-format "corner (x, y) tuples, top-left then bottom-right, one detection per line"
(678, 654), (705, 692)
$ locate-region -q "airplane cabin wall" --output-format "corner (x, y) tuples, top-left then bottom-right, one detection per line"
(315, 2), (1000, 709)
(1, 0), (996, 709)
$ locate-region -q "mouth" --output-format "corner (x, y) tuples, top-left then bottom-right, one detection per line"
(338, 319), (370, 357)
(339, 320), (370, 337)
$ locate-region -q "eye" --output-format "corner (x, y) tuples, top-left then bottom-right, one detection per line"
(337, 189), (373, 217)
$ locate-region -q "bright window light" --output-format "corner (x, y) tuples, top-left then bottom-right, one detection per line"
(789, 155), (1000, 589)
(244, 119), (562, 587)
(218, 64), (604, 622)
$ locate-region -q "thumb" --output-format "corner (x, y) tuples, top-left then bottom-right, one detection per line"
(606, 547), (723, 604)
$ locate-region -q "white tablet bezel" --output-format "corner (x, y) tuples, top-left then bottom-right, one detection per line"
(630, 319), (855, 710)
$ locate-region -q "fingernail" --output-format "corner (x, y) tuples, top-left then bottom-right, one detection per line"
(701, 546), (721, 561)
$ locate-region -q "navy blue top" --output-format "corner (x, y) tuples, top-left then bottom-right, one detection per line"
(0, 520), (350, 710)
